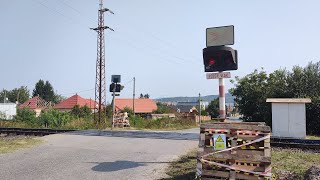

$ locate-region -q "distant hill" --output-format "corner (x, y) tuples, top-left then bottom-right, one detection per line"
(156, 93), (234, 104)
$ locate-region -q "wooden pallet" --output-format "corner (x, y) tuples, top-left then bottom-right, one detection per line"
(113, 113), (130, 128)
(197, 122), (271, 180)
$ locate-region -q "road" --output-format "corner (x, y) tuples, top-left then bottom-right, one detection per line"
(0, 128), (199, 180)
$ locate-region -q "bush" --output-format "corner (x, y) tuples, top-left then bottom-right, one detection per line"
(15, 108), (38, 126)
(129, 116), (196, 130)
(38, 109), (71, 128)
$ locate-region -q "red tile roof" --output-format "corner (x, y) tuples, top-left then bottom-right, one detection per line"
(115, 98), (157, 113)
(18, 96), (52, 109)
(54, 94), (97, 109)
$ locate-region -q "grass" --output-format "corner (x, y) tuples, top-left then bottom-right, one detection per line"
(162, 148), (320, 180)
(307, 135), (320, 140)
(160, 149), (197, 180)
(272, 148), (320, 179)
(0, 136), (43, 154)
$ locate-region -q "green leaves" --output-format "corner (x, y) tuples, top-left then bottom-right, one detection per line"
(230, 62), (320, 135)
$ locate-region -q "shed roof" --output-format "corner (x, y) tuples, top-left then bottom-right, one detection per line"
(266, 98), (311, 103)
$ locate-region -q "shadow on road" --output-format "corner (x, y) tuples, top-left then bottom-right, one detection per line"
(66, 130), (199, 141)
(90, 160), (171, 172)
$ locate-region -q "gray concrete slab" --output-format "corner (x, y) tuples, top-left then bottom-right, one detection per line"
(0, 129), (199, 180)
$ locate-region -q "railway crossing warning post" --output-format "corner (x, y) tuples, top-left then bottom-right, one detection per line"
(203, 25), (238, 119)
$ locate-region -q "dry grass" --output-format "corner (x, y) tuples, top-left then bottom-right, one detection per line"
(272, 148), (320, 179)
(162, 148), (320, 180)
(0, 136), (43, 154)
(160, 149), (197, 180)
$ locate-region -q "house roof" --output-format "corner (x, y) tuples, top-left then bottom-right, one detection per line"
(115, 98), (157, 113)
(18, 96), (52, 109)
(176, 105), (198, 113)
(54, 94), (97, 109)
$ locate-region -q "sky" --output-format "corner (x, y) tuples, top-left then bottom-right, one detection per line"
(1, 0), (320, 102)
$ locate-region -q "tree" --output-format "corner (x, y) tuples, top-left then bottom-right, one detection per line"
(207, 98), (219, 118)
(33, 80), (60, 103)
(230, 62), (320, 135)
(0, 87), (30, 104)
(230, 69), (272, 126)
(71, 105), (92, 118)
(153, 102), (173, 114)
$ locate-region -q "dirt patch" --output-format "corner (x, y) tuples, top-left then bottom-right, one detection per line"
(305, 166), (320, 180)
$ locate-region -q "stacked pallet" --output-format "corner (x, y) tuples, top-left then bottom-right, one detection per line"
(197, 122), (271, 180)
(113, 112), (130, 128)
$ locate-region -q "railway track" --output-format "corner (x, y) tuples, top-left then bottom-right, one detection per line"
(0, 127), (75, 136)
(271, 137), (320, 150)
(1, 127), (320, 150)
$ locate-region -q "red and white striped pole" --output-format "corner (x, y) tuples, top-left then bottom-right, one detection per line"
(219, 75), (225, 118)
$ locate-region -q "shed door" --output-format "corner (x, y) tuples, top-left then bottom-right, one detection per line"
(288, 104), (306, 138)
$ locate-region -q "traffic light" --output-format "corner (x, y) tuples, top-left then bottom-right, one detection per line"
(203, 46), (238, 72)
(109, 83), (124, 92)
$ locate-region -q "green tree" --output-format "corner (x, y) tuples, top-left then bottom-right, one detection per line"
(230, 69), (271, 125)
(80, 105), (92, 118)
(230, 62), (320, 135)
(0, 87), (30, 104)
(71, 105), (82, 118)
(33, 80), (57, 102)
(153, 102), (172, 114)
(71, 105), (92, 118)
(207, 98), (219, 118)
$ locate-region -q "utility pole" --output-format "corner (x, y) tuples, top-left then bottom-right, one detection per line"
(199, 93), (201, 124)
(133, 77), (136, 117)
(91, 0), (114, 128)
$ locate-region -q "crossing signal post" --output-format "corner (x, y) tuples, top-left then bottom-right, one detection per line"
(204, 25), (238, 120)
(110, 75), (124, 129)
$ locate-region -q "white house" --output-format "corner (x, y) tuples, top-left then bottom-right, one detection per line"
(0, 103), (17, 120)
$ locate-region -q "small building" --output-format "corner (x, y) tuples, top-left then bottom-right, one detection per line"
(18, 96), (53, 117)
(266, 98), (311, 138)
(0, 103), (17, 120)
(114, 98), (157, 114)
(176, 105), (198, 114)
(176, 101), (209, 110)
(54, 94), (97, 112)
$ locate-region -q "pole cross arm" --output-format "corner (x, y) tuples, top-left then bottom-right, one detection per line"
(99, 8), (114, 14)
(90, 26), (115, 31)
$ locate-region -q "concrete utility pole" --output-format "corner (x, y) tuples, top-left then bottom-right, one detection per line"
(199, 93), (201, 124)
(133, 77), (136, 116)
(91, 0), (114, 128)
(219, 74), (226, 118)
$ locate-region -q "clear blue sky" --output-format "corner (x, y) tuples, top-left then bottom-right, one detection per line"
(1, 0), (320, 102)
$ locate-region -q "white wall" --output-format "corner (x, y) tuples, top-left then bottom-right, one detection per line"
(272, 103), (306, 138)
(0, 103), (17, 120)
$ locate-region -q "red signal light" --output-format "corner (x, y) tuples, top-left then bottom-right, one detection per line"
(209, 59), (216, 65)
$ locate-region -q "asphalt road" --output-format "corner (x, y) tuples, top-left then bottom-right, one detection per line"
(0, 128), (199, 180)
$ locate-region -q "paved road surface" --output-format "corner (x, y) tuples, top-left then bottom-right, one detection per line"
(0, 128), (199, 180)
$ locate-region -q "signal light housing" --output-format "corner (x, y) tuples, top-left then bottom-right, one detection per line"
(203, 46), (238, 72)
